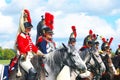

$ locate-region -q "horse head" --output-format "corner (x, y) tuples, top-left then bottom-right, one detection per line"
(62, 43), (86, 72)
(79, 47), (106, 79)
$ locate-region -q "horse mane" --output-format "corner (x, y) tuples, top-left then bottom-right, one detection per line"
(79, 47), (99, 64)
(45, 47), (67, 73)
(79, 48), (90, 61)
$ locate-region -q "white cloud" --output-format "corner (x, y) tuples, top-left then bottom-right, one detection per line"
(54, 13), (115, 39)
(0, 0), (7, 9)
(115, 19), (120, 37)
(0, 0), (120, 50)
(0, 12), (16, 34)
(13, 0), (41, 9)
(110, 9), (120, 15)
(48, 0), (66, 8)
(80, 0), (113, 10)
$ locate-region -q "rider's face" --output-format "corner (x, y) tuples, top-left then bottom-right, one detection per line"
(25, 27), (31, 34)
(71, 41), (76, 46)
(45, 32), (53, 40)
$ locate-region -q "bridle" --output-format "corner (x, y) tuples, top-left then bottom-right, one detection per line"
(85, 47), (102, 75)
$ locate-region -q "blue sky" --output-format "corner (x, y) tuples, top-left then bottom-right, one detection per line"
(0, 0), (120, 52)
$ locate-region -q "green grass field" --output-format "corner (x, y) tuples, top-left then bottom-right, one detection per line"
(0, 60), (10, 65)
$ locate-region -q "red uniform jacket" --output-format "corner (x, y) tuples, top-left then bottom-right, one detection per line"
(17, 33), (38, 55)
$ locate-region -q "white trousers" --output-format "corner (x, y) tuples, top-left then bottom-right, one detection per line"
(20, 52), (34, 73)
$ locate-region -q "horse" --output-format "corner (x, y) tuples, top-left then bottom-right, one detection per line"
(77, 47), (106, 80)
(111, 55), (120, 79)
(99, 52), (117, 80)
(8, 43), (87, 80)
(112, 55), (120, 73)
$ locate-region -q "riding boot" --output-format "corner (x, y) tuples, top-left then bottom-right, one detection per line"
(27, 68), (37, 80)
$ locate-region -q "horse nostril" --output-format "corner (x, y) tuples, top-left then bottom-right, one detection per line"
(83, 66), (86, 71)
(81, 66), (86, 72)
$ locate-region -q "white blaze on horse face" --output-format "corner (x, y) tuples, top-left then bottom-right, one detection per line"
(72, 50), (86, 71)
(94, 50), (106, 72)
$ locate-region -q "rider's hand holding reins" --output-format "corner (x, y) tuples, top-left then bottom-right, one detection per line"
(37, 50), (45, 57)
(21, 54), (27, 61)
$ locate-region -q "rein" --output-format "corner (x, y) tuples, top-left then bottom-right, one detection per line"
(63, 48), (78, 69)
(60, 47), (79, 74)
(38, 56), (49, 78)
(87, 48), (101, 75)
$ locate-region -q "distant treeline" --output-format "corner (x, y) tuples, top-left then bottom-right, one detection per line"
(0, 47), (16, 60)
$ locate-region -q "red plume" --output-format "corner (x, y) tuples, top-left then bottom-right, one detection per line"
(89, 29), (93, 35)
(71, 26), (77, 38)
(92, 34), (96, 39)
(24, 9), (31, 23)
(45, 12), (50, 27)
(45, 12), (54, 30)
(108, 37), (113, 46)
(49, 14), (54, 30)
(102, 38), (106, 43)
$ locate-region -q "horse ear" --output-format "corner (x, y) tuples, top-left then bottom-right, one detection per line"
(62, 43), (68, 49)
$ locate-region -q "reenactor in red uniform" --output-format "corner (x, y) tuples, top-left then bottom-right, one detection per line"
(9, 9), (44, 80)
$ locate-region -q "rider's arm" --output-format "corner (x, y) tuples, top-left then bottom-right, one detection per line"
(17, 33), (27, 54)
(37, 40), (47, 54)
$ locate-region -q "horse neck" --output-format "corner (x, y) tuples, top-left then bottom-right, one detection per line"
(80, 48), (91, 63)
(81, 48), (98, 65)
(45, 48), (66, 73)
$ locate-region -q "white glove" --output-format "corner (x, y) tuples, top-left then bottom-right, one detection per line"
(37, 50), (45, 57)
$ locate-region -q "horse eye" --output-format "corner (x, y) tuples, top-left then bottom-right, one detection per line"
(72, 54), (75, 56)
(70, 53), (75, 56)
(69, 52), (72, 55)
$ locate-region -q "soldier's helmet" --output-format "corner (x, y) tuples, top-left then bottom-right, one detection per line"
(101, 42), (109, 51)
(24, 22), (33, 28)
(69, 38), (76, 42)
(68, 26), (77, 44)
(42, 27), (53, 35)
(83, 29), (97, 46)
(100, 37), (113, 51)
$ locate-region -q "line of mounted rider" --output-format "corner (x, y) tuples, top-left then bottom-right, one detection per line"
(8, 9), (120, 80)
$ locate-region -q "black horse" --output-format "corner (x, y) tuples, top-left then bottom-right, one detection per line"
(111, 55), (120, 80)
(112, 55), (120, 71)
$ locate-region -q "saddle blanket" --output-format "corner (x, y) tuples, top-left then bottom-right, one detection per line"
(0, 64), (9, 80)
